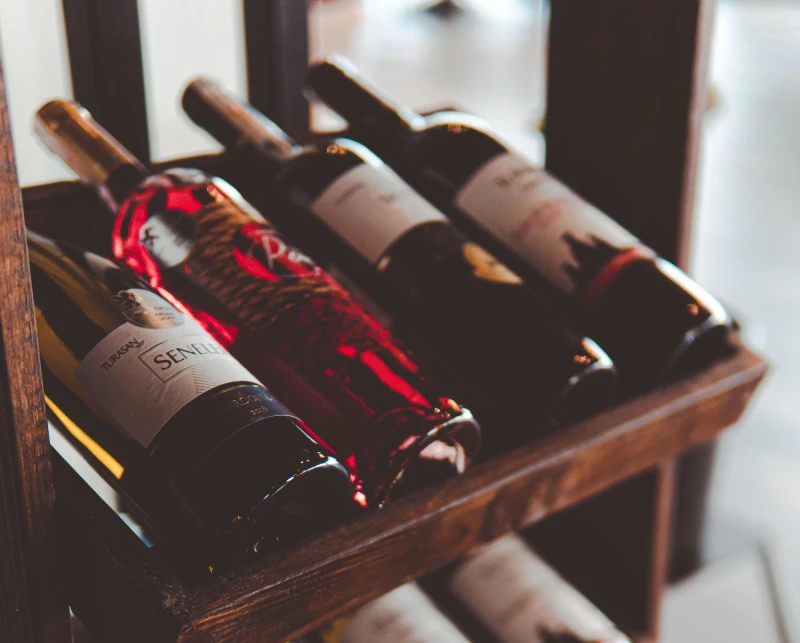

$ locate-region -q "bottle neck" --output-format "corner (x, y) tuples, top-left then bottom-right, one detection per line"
(182, 79), (299, 178)
(306, 59), (423, 143)
(101, 162), (150, 212)
(35, 100), (151, 215)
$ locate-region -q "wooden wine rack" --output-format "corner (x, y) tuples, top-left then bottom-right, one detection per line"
(0, 1), (766, 642)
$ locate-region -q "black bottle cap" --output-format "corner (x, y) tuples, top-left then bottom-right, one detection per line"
(305, 55), (422, 132)
(182, 78), (298, 159)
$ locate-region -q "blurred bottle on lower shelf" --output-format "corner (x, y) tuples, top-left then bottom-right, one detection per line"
(422, 533), (632, 643)
(304, 583), (471, 643)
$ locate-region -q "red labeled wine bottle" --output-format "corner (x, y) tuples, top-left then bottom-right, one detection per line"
(27, 230), (354, 567)
(306, 56), (736, 394)
(181, 78), (615, 441)
(35, 99), (481, 508)
(421, 533), (632, 643)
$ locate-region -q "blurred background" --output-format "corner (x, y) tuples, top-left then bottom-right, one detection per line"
(1, 0), (797, 640)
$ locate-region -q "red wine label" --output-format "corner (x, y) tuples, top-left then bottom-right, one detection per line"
(450, 534), (630, 643)
(74, 289), (261, 448)
(454, 152), (648, 298)
(320, 584), (469, 643)
(311, 162), (447, 265)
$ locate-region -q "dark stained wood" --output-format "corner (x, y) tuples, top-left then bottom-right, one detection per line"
(0, 60), (72, 643)
(243, 0), (310, 139)
(49, 343), (766, 643)
(546, 0), (716, 267)
(61, 0), (150, 162)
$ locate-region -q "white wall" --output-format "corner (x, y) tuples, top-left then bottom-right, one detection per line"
(0, 0), (248, 186)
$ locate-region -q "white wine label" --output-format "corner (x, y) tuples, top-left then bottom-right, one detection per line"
(312, 162), (447, 265)
(323, 584), (469, 643)
(450, 534), (628, 643)
(75, 289), (261, 448)
(454, 152), (641, 294)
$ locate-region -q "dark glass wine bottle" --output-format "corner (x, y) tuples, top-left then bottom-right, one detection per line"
(35, 99), (481, 508)
(421, 534), (632, 643)
(305, 56), (736, 395)
(27, 229), (354, 568)
(180, 78), (615, 444)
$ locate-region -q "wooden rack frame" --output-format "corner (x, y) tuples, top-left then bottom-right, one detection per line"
(0, 1), (766, 642)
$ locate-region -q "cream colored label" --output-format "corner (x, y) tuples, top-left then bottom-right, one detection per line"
(450, 534), (629, 643)
(455, 152), (640, 293)
(312, 163), (447, 265)
(326, 584), (469, 643)
(74, 289), (261, 447)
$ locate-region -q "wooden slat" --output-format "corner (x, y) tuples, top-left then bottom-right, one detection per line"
(61, 0), (150, 162)
(546, 0), (716, 267)
(243, 0), (310, 139)
(0, 59), (72, 643)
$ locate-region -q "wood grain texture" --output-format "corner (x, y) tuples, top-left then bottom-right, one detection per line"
(48, 340), (766, 643)
(0, 61), (71, 643)
(244, 0), (310, 139)
(546, 0), (716, 267)
(61, 0), (150, 162)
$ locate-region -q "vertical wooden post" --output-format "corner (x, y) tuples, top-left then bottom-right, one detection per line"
(61, 0), (150, 163)
(546, 0), (716, 267)
(0, 60), (72, 643)
(546, 0), (718, 587)
(243, 0), (310, 139)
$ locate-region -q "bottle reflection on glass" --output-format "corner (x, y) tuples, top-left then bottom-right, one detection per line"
(305, 56), (736, 395)
(34, 99), (481, 508)
(422, 533), (632, 643)
(180, 78), (616, 449)
(28, 230), (355, 570)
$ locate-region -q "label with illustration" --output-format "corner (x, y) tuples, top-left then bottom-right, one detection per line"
(75, 289), (261, 448)
(320, 584), (469, 643)
(455, 152), (646, 295)
(449, 534), (629, 643)
(312, 162), (447, 265)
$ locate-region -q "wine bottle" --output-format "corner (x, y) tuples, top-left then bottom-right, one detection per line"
(305, 56), (736, 394)
(422, 534), (632, 643)
(181, 78), (615, 442)
(35, 99), (481, 508)
(27, 229), (354, 567)
(310, 583), (471, 643)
